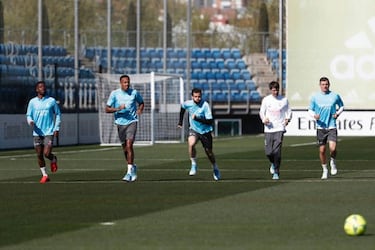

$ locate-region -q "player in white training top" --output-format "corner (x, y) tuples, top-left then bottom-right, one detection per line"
(259, 81), (292, 180)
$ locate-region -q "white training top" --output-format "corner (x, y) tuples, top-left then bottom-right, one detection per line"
(259, 94), (292, 133)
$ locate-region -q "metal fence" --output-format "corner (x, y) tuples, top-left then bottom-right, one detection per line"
(0, 28), (280, 115)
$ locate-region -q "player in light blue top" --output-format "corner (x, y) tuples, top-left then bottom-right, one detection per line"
(106, 83), (144, 126)
(106, 74), (144, 182)
(308, 77), (344, 180)
(178, 88), (221, 181)
(26, 81), (61, 183)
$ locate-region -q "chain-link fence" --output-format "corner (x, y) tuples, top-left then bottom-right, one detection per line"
(0, 27), (280, 115)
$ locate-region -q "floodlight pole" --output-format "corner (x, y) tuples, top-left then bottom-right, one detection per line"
(136, 0), (140, 74)
(163, 0), (167, 73)
(107, 0), (112, 74)
(74, 0), (80, 144)
(163, 0), (167, 106)
(186, 0), (191, 100)
(38, 0), (42, 80)
(278, 0), (283, 94)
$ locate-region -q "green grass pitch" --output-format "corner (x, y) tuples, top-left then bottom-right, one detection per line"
(0, 135), (374, 249)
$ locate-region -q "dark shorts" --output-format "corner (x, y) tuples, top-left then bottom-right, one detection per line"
(189, 129), (213, 149)
(317, 128), (337, 146)
(33, 135), (53, 147)
(117, 122), (137, 144)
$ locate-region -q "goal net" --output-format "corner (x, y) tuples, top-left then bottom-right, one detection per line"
(96, 72), (185, 145)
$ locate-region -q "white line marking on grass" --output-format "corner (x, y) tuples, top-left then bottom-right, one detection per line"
(289, 142), (316, 147)
(100, 222), (116, 226)
(219, 159), (375, 163)
(6, 157), (375, 163)
(289, 138), (342, 147)
(51, 158), (183, 162)
(1, 177), (375, 184)
(1, 168), (375, 173)
(0, 147), (116, 159)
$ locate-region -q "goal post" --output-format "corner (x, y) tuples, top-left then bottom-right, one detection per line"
(96, 72), (185, 145)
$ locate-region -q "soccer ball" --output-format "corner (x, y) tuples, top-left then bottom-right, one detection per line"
(344, 214), (367, 236)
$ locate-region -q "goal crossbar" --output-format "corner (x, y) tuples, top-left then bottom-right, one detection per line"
(96, 72), (185, 145)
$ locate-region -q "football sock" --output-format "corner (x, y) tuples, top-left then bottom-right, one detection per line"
(45, 153), (57, 161)
(191, 158), (197, 166)
(322, 164), (328, 171)
(330, 157), (336, 165)
(40, 167), (47, 176)
(127, 164), (133, 173)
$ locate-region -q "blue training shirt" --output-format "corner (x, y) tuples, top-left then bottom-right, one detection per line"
(106, 88), (144, 126)
(181, 99), (213, 134)
(309, 91), (344, 129)
(26, 95), (61, 136)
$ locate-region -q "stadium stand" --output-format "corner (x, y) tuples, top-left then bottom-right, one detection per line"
(243, 51), (279, 98)
(0, 43), (97, 113)
(0, 42), (268, 114)
(267, 48), (286, 89)
(85, 47), (262, 113)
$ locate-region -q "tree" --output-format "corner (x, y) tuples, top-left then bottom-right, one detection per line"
(166, 11), (172, 47)
(126, 1), (136, 47)
(42, 1), (50, 45)
(258, 2), (269, 33)
(0, 1), (4, 44)
(257, 2), (269, 52)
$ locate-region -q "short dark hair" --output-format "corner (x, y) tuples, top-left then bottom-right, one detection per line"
(120, 74), (130, 82)
(269, 81), (279, 90)
(319, 76), (330, 84)
(191, 88), (202, 95)
(35, 80), (46, 89)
